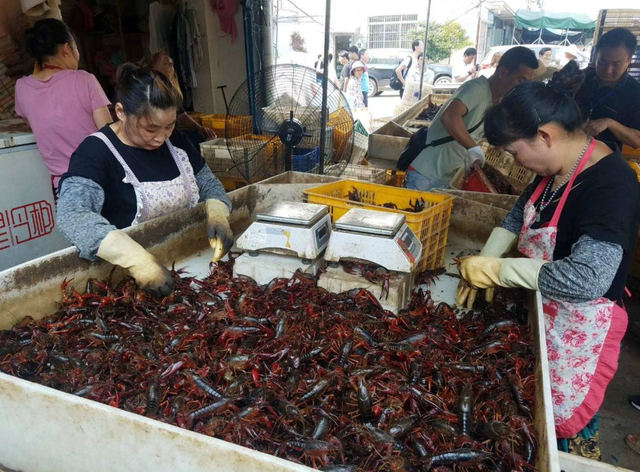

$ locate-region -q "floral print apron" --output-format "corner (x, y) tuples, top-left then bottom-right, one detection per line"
(92, 132), (200, 225)
(517, 139), (628, 438)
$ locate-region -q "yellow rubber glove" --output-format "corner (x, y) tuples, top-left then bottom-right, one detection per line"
(459, 256), (547, 291)
(97, 230), (174, 296)
(456, 227), (517, 309)
(206, 199), (233, 263)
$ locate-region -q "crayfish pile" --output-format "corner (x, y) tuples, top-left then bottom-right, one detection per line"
(347, 187), (427, 213)
(478, 165), (518, 196)
(416, 103), (443, 122)
(0, 261), (537, 471)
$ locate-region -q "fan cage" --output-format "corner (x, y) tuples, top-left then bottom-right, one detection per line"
(222, 64), (356, 183)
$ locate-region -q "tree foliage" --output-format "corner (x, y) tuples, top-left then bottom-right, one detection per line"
(290, 31), (307, 53)
(406, 21), (472, 63)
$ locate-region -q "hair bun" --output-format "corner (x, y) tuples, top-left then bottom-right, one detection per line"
(23, 19), (73, 66)
(549, 60), (585, 98)
(116, 62), (143, 84)
(24, 25), (50, 59)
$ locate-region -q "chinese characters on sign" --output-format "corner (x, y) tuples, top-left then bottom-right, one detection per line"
(0, 200), (55, 251)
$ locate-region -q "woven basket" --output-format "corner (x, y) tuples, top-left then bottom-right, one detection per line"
(350, 133), (369, 165)
(481, 142), (535, 192)
(201, 137), (282, 180)
(340, 164), (386, 183)
(429, 94), (451, 106)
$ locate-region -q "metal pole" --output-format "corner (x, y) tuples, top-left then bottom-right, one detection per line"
(318, 0), (331, 174)
(262, 0), (275, 68)
(241, 0), (258, 132)
(418, 0), (432, 101)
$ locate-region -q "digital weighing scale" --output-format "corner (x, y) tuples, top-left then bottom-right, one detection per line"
(319, 208), (423, 313)
(233, 201), (331, 285)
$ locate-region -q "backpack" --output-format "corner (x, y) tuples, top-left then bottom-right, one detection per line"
(390, 56), (412, 91)
(396, 119), (485, 171)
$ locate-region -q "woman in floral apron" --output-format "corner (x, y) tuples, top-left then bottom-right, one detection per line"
(456, 62), (640, 459)
(56, 64), (233, 296)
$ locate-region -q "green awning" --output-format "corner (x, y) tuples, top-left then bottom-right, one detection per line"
(515, 10), (596, 31)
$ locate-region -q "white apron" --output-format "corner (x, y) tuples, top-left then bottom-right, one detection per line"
(92, 132), (200, 225)
(517, 139), (628, 438)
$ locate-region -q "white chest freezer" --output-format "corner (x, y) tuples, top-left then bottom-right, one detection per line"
(0, 119), (70, 271)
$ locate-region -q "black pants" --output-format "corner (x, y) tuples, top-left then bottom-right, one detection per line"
(400, 88), (404, 98)
(363, 93), (369, 108)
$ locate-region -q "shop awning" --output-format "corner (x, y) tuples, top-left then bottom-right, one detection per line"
(515, 10), (596, 31)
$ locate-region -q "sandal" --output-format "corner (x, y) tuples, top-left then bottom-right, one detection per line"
(625, 434), (640, 455)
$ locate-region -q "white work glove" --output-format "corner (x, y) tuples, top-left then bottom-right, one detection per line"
(465, 145), (486, 171)
(459, 256), (547, 291)
(206, 199), (234, 263)
(97, 230), (174, 296)
(456, 227), (517, 309)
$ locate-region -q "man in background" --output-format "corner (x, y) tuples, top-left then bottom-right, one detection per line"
(339, 51), (350, 90)
(574, 28), (640, 150)
(395, 39), (423, 98)
(406, 47), (538, 191)
(453, 47), (477, 83)
(360, 48), (370, 107)
(539, 47), (553, 67)
(314, 54), (322, 83)
(411, 53), (435, 84)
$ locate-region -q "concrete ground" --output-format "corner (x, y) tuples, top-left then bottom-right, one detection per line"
(600, 299), (640, 471)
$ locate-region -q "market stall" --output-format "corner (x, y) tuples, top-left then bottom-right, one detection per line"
(0, 173), (559, 472)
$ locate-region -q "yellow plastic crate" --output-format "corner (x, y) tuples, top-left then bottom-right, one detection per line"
(219, 176), (249, 192)
(303, 180), (453, 271)
(201, 115), (252, 137)
(187, 112), (206, 125)
(629, 161), (640, 181)
(623, 145), (640, 163)
(628, 161), (640, 281)
(385, 170), (406, 187)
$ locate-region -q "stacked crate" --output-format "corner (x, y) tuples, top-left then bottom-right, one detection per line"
(200, 138), (282, 182)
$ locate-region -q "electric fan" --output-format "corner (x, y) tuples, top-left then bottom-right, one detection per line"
(224, 64), (356, 183)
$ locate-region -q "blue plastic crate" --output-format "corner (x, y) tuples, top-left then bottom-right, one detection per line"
(292, 147), (320, 172)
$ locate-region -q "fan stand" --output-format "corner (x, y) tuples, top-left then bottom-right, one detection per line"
(277, 111), (305, 172)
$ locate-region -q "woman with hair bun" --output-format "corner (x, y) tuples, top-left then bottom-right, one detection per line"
(146, 52), (217, 141)
(15, 19), (112, 193)
(456, 62), (640, 458)
(56, 63), (233, 297)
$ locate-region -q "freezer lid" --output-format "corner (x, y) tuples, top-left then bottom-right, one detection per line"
(0, 120), (36, 149)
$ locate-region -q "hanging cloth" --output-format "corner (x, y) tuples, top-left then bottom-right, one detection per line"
(171, 4), (197, 90)
(186, 8), (204, 71)
(20, 0), (62, 19)
(210, 0), (239, 44)
(149, 1), (177, 55)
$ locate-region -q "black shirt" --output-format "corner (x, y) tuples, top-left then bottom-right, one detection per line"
(531, 149), (640, 302)
(60, 125), (205, 229)
(574, 68), (640, 150)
